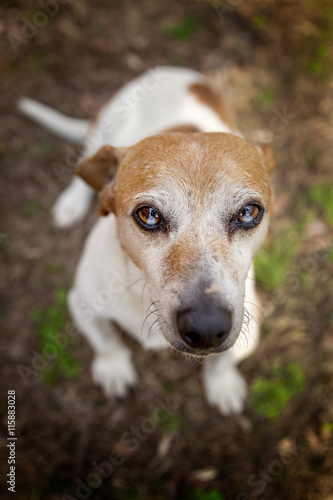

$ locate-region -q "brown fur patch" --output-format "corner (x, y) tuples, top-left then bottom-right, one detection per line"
(162, 234), (236, 288)
(189, 82), (234, 128)
(258, 144), (276, 172)
(99, 184), (116, 216)
(164, 124), (201, 133)
(115, 133), (272, 210)
(75, 145), (127, 191)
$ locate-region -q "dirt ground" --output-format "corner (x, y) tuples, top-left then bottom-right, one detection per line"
(1, 1), (333, 499)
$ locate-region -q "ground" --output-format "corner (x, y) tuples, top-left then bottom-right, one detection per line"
(1, 1), (333, 499)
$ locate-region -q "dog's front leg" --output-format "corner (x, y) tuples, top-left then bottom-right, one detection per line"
(89, 320), (138, 399)
(201, 352), (247, 415)
(68, 289), (137, 398)
(52, 177), (94, 228)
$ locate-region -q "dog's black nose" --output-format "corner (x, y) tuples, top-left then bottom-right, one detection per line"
(176, 302), (232, 351)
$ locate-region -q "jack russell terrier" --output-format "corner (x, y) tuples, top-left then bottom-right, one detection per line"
(19, 66), (274, 415)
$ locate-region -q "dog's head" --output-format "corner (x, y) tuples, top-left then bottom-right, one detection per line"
(77, 133), (274, 356)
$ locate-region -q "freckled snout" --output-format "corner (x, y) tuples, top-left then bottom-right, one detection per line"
(176, 295), (232, 352)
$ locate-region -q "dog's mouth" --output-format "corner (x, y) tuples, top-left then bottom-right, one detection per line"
(165, 333), (238, 357)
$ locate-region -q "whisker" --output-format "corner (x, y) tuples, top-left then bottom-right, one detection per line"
(117, 277), (144, 304)
(141, 300), (160, 336)
(148, 318), (160, 339)
(241, 328), (249, 349)
(141, 301), (164, 345)
(193, 355), (205, 365)
(140, 281), (148, 308)
(153, 318), (166, 334)
(244, 300), (265, 316)
(154, 327), (162, 337)
(242, 308), (258, 347)
(244, 305), (260, 330)
(245, 274), (273, 289)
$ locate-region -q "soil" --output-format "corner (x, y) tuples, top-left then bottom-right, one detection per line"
(1, 1), (333, 499)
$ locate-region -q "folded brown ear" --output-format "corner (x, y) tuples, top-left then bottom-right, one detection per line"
(257, 144), (276, 172)
(75, 145), (127, 191)
(99, 184), (116, 216)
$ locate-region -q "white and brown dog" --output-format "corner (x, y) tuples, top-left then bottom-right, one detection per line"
(19, 66), (274, 415)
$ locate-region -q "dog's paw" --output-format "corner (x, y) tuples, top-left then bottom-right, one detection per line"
(91, 351), (137, 398)
(202, 367), (247, 415)
(52, 184), (91, 228)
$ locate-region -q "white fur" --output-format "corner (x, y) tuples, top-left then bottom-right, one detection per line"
(18, 97), (90, 143)
(22, 67), (263, 413)
(51, 177), (94, 227)
(201, 352), (247, 414)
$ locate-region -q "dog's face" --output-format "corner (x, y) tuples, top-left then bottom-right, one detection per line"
(77, 133), (273, 356)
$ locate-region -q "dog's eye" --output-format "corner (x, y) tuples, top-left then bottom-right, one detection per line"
(232, 203), (264, 231)
(237, 205), (259, 224)
(136, 207), (162, 227)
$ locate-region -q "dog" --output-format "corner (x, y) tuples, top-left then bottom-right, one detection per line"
(19, 66), (274, 415)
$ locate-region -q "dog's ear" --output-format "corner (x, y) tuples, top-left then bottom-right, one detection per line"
(98, 183), (116, 216)
(76, 145), (126, 191)
(257, 144), (276, 172)
(76, 145), (127, 216)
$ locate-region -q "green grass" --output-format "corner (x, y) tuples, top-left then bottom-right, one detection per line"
(298, 269), (312, 289)
(195, 490), (224, 500)
(0, 233), (8, 247)
(301, 1), (333, 81)
(163, 381), (175, 394)
(258, 87), (275, 108)
(23, 201), (42, 218)
(252, 15), (267, 29)
(254, 226), (302, 291)
(169, 55), (184, 66)
(31, 138), (53, 157)
(254, 193), (320, 292)
(308, 183), (333, 226)
(330, 247), (333, 262)
(163, 13), (203, 41)
(307, 43), (331, 78)
(156, 412), (181, 433)
(183, 488), (224, 500)
(250, 362), (305, 420)
(43, 262), (64, 274)
(30, 288), (81, 386)
(24, 53), (47, 73)
(322, 421), (333, 436)
(111, 487), (139, 500)
(256, 184), (333, 292)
